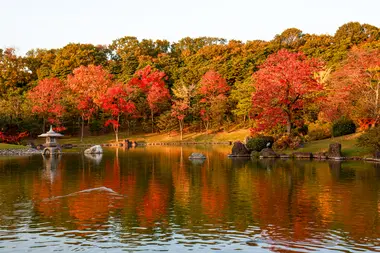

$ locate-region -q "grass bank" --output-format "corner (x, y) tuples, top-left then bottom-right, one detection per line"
(0, 143), (27, 150)
(0, 130), (372, 158)
(289, 133), (371, 157)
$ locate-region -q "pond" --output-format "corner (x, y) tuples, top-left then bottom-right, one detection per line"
(0, 146), (379, 252)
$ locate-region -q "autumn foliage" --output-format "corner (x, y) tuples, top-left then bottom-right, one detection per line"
(0, 22), (379, 141)
(251, 49), (324, 135)
(101, 85), (136, 142)
(198, 70), (230, 131)
(27, 77), (65, 131)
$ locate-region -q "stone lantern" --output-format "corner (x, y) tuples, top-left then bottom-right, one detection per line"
(38, 126), (64, 155)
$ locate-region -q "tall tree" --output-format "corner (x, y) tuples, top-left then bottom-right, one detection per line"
(324, 47), (380, 123)
(100, 85), (136, 143)
(0, 48), (32, 97)
(198, 70), (230, 132)
(27, 78), (65, 131)
(251, 49), (324, 135)
(129, 65), (170, 132)
(53, 44), (109, 79)
(230, 78), (255, 122)
(171, 100), (189, 140)
(67, 65), (114, 140)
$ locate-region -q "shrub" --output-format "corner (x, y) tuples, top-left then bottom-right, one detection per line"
(332, 117), (356, 137)
(357, 126), (380, 152)
(0, 131), (29, 144)
(307, 121), (332, 141)
(273, 135), (302, 150)
(246, 135), (274, 152)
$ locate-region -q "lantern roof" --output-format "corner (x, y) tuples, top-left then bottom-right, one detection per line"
(38, 126), (64, 138)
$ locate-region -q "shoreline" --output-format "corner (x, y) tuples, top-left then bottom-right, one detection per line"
(1, 145), (379, 163)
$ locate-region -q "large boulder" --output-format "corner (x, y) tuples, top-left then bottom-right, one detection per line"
(231, 141), (251, 156)
(327, 143), (342, 158)
(259, 148), (278, 158)
(84, 145), (103, 154)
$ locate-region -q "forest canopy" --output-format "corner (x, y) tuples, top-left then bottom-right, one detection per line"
(0, 21), (379, 143)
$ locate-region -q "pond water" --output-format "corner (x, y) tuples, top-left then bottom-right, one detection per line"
(0, 146), (380, 252)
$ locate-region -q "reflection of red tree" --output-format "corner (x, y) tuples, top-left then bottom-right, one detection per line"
(137, 178), (169, 228)
(68, 191), (112, 229)
(172, 151), (190, 207)
(201, 164), (227, 221)
(251, 175), (293, 241)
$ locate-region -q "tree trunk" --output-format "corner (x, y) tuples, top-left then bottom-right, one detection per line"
(286, 113), (292, 135)
(126, 120), (130, 137)
(179, 120), (183, 141)
(115, 115), (119, 143)
(80, 116), (84, 143)
(204, 120), (209, 134)
(375, 81), (379, 123)
(151, 110), (154, 133)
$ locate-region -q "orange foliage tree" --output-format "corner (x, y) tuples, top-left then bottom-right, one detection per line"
(198, 70), (230, 132)
(100, 85), (136, 142)
(251, 49), (324, 135)
(129, 65), (170, 132)
(67, 65), (114, 140)
(27, 77), (65, 132)
(324, 47), (380, 124)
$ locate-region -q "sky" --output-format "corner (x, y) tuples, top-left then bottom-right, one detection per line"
(1, 0), (379, 55)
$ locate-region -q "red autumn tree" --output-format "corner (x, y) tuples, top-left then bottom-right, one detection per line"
(251, 49), (324, 135)
(100, 84), (136, 143)
(171, 100), (189, 140)
(67, 65), (114, 141)
(129, 65), (170, 132)
(27, 77), (65, 132)
(323, 47), (380, 124)
(198, 70), (230, 132)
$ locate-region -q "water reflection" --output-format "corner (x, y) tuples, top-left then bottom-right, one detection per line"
(0, 146), (379, 252)
(84, 153), (103, 165)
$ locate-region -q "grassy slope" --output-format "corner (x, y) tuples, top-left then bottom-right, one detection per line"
(292, 133), (371, 157)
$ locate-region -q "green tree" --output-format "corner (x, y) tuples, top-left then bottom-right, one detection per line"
(231, 78), (255, 122)
(52, 43), (109, 79)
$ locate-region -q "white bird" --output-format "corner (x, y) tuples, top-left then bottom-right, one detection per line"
(266, 142), (271, 148)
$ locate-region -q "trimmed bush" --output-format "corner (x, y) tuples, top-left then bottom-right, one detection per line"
(273, 135), (302, 150)
(246, 135), (274, 152)
(332, 117), (356, 137)
(307, 121), (332, 141)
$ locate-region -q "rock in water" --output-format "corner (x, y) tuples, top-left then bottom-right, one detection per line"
(189, 153), (206, 159)
(231, 141), (250, 156)
(259, 148), (278, 158)
(327, 143), (342, 158)
(84, 145), (103, 154)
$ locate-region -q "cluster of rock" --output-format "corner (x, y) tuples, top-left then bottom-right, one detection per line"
(0, 148), (42, 156)
(229, 141), (347, 160)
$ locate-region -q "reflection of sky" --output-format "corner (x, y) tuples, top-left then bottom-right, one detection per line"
(0, 148), (379, 252)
